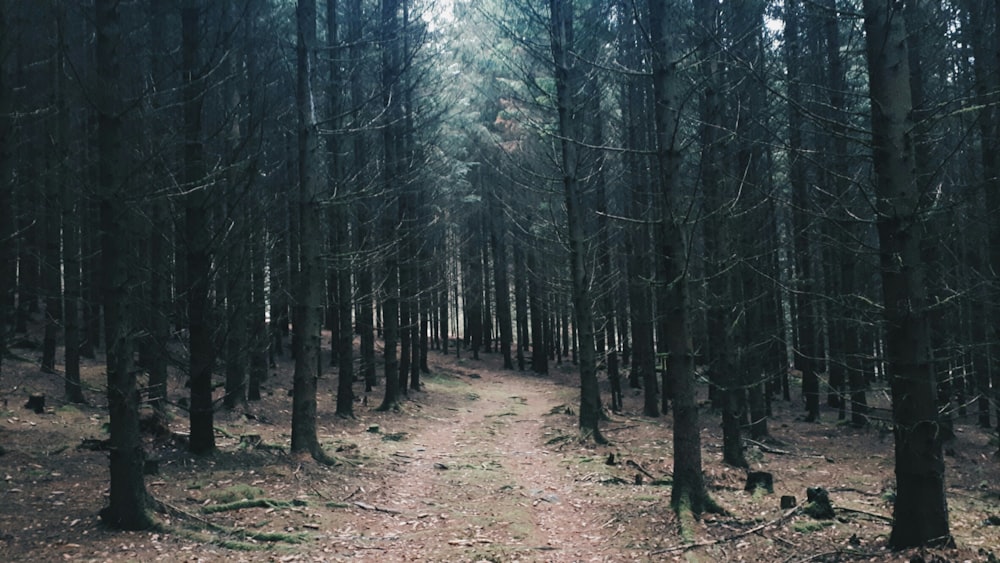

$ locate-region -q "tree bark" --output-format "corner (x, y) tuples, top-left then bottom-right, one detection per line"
(183, 0), (215, 455)
(327, 0), (355, 418)
(291, 0), (330, 464)
(550, 0), (604, 443)
(0, 0), (11, 391)
(55, 5), (83, 403)
(785, 0), (821, 423)
(862, 0), (953, 549)
(490, 198), (514, 369)
(377, 0), (403, 411)
(647, 0), (713, 518)
(95, 0), (153, 530)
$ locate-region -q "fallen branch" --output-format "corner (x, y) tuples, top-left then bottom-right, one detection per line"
(354, 501), (402, 515)
(651, 506), (800, 555)
(784, 548), (883, 563)
(602, 425), (639, 433)
(625, 459), (656, 481)
(200, 498), (305, 514)
(743, 438), (793, 455)
(829, 486), (879, 497)
(835, 506), (892, 523)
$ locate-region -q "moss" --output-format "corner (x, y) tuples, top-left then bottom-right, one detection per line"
(208, 484), (265, 504)
(201, 498), (290, 514)
(673, 494), (698, 543)
(215, 539), (263, 551)
(244, 530), (308, 544)
(793, 520), (834, 534)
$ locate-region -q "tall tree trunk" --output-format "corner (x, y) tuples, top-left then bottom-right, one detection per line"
(862, 0), (952, 549)
(647, 0), (714, 519)
(95, 0), (152, 530)
(82, 180), (101, 358)
(785, 0), (821, 422)
(528, 249), (547, 374)
(143, 0), (170, 414)
(41, 17), (62, 374)
(695, 0), (745, 468)
(223, 0), (248, 411)
(377, 0), (403, 411)
(327, 0), (355, 418)
(550, 0), (604, 443)
(268, 139), (290, 363)
(183, 0), (215, 455)
(0, 0), (11, 390)
(291, 0), (332, 464)
(619, 1), (657, 411)
(57, 4), (83, 403)
(488, 202), (514, 369)
(440, 239), (451, 357)
(514, 244), (527, 370)
(347, 0), (376, 393)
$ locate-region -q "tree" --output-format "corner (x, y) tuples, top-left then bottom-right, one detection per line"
(616, 0), (658, 415)
(785, 0), (822, 423)
(56, 1), (84, 405)
(0, 0), (12, 387)
(646, 0), (718, 523)
(290, 0), (334, 465)
(862, 0), (953, 549)
(696, 0), (746, 469)
(328, 0), (356, 419)
(183, 0), (216, 455)
(95, 0), (154, 530)
(222, 0), (251, 411)
(549, 0), (604, 443)
(377, 0), (404, 412)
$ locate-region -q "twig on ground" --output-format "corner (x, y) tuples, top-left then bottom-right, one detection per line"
(625, 459), (656, 481)
(784, 548), (882, 563)
(651, 506), (800, 555)
(602, 425), (639, 433)
(835, 506), (892, 523)
(354, 501), (402, 515)
(744, 438), (793, 455)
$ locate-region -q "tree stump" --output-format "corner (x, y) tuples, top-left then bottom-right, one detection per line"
(804, 487), (834, 519)
(24, 393), (45, 414)
(744, 471), (774, 494)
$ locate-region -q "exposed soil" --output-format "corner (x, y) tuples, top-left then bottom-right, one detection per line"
(1, 333), (999, 562)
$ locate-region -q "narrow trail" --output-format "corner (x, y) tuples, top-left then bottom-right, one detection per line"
(335, 353), (632, 562)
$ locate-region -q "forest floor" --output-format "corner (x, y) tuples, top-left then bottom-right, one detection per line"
(1, 331), (999, 562)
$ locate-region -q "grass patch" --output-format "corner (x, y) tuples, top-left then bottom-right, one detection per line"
(423, 372), (466, 388)
(201, 498), (306, 514)
(208, 484), (265, 504)
(545, 434), (571, 446)
(793, 520), (834, 534)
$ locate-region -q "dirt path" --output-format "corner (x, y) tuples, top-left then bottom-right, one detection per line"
(5, 339), (998, 562)
(328, 354), (631, 562)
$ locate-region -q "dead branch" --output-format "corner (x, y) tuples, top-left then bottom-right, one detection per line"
(835, 506), (892, 523)
(650, 506), (801, 555)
